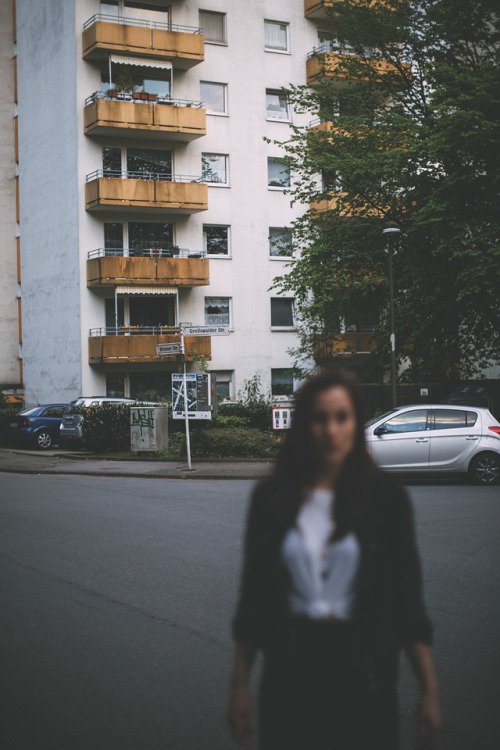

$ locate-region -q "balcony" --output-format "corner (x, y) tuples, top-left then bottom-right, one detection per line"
(315, 332), (377, 360)
(85, 170), (208, 214)
(84, 93), (206, 141)
(304, 0), (337, 19)
(87, 248), (209, 288)
(311, 193), (385, 221)
(82, 14), (204, 68)
(89, 328), (211, 365)
(306, 45), (410, 86)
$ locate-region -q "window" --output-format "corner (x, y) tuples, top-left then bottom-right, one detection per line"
(106, 374), (125, 398)
(200, 82), (227, 114)
(101, 66), (171, 97)
(271, 298), (295, 327)
(128, 222), (173, 253)
(42, 406), (66, 418)
(322, 169), (341, 192)
(213, 371), (233, 400)
(271, 369), (294, 397)
(104, 223), (123, 250)
(266, 89), (290, 121)
(129, 372), (169, 402)
(129, 296), (175, 328)
(105, 298), (124, 330)
(203, 226), (229, 256)
(268, 157), (290, 188)
(265, 21), (289, 52)
(383, 410), (428, 433)
(269, 227), (293, 258)
(433, 409), (478, 430)
(205, 297), (230, 326)
(127, 148), (171, 178)
(199, 10), (226, 44)
(103, 147), (121, 175)
(202, 153), (228, 184)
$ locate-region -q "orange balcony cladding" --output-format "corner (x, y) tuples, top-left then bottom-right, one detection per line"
(87, 255), (209, 288)
(82, 20), (204, 68)
(306, 51), (411, 86)
(310, 193), (386, 220)
(304, 0), (337, 19)
(89, 333), (211, 365)
(314, 332), (377, 359)
(85, 177), (208, 214)
(84, 98), (206, 141)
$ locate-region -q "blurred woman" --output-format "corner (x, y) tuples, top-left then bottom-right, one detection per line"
(228, 369), (441, 750)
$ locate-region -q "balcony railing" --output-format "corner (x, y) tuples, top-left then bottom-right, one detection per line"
(84, 92), (206, 140)
(83, 14), (202, 33)
(86, 248), (209, 288)
(85, 170), (208, 213)
(86, 169), (204, 183)
(85, 91), (203, 108)
(88, 328), (211, 364)
(87, 248), (206, 259)
(82, 14), (204, 68)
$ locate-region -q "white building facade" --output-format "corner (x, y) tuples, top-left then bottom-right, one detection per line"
(10, 0), (330, 406)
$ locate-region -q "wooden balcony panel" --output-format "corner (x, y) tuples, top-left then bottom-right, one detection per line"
(85, 177), (208, 214)
(87, 256), (209, 287)
(84, 99), (206, 140)
(89, 334), (211, 364)
(307, 52), (410, 86)
(311, 194), (385, 220)
(82, 21), (204, 68)
(315, 332), (376, 359)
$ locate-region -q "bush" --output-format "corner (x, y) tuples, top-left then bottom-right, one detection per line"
(172, 427), (280, 459)
(217, 402), (272, 431)
(0, 407), (22, 441)
(81, 404), (131, 451)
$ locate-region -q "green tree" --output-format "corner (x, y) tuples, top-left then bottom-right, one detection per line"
(272, 0), (500, 381)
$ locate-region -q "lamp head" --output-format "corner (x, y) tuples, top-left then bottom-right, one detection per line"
(382, 227), (401, 236)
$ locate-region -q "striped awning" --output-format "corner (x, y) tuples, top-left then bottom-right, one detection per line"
(110, 54), (172, 70)
(116, 286), (178, 295)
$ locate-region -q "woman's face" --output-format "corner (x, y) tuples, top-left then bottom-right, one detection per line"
(309, 386), (358, 470)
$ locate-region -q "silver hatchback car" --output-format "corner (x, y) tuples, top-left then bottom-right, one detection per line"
(365, 404), (500, 485)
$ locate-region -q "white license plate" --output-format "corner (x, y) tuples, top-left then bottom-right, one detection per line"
(10, 422), (17, 427)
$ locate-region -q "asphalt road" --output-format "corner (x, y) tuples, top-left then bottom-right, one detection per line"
(0, 475), (499, 750)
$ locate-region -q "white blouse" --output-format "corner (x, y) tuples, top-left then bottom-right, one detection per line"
(281, 488), (361, 620)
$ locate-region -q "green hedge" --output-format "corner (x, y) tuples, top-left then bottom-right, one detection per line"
(216, 402), (272, 431)
(81, 404), (131, 452)
(167, 427), (280, 459)
(0, 407), (22, 441)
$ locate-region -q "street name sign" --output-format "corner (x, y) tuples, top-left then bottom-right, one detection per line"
(182, 325), (229, 336)
(157, 343), (181, 355)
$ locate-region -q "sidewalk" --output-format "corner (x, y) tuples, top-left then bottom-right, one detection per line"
(0, 448), (274, 480)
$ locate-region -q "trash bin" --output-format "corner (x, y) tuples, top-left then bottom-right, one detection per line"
(130, 406), (168, 452)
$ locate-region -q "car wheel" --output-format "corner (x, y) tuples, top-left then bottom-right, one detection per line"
(469, 452), (500, 485)
(35, 430), (53, 450)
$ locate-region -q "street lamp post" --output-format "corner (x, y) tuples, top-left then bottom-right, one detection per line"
(382, 227), (401, 408)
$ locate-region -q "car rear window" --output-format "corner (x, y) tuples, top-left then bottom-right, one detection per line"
(433, 409), (478, 429)
(19, 408), (39, 416)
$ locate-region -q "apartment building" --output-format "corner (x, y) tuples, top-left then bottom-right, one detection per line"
(5, 0), (341, 406)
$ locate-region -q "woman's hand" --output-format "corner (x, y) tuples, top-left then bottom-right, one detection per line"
(228, 685), (254, 747)
(416, 689), (442, 749)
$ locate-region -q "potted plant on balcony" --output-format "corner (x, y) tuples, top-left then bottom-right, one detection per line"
(113, 70), (134, 100)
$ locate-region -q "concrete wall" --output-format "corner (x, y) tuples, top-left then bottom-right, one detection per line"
(0, 0), (21, 386)
(17, 0), (82, 405)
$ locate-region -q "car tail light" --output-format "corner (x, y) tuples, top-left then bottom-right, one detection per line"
(488, 426), (500, 436)
(22, 418), (30, 427)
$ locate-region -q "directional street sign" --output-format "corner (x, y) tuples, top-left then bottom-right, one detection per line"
(182, 325), (229, 336)
(157, 343), (182, 355)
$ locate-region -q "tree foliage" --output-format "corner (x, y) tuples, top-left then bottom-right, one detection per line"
(272, 0), (500, 381)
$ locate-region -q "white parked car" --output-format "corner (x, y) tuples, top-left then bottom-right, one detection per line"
(365, 404), (500, 485)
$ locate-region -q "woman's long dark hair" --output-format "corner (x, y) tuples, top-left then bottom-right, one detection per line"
(272, 369), (376, 537)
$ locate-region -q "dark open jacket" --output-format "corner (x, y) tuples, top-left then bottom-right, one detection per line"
(232, 471), (433, 688)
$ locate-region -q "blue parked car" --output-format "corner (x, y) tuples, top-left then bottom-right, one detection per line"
(9, 403), (68, 450)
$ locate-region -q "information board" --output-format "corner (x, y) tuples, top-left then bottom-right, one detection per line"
(272, 406), (295, 430)
(172, 373), (214, 419)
